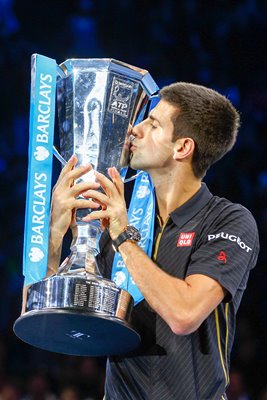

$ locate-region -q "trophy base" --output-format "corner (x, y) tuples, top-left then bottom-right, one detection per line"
(14, 309), (140, 356)
(13, 275), (140, 356)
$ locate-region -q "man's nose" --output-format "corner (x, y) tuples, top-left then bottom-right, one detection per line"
(131, 120), (145, 138)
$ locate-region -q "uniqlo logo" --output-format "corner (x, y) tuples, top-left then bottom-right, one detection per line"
(177, 232), (195, 247)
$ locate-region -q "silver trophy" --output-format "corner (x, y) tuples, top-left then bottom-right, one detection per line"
(14, 58), (158, 356)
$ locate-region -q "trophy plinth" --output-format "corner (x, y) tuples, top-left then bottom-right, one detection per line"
(14, 57), (158, 356)
(14, 275), (139, 356)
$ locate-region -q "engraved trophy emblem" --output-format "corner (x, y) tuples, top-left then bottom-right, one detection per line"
(13, 55), (158, 356)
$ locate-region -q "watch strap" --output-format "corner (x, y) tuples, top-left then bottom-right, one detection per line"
(112, 225), (141, 252)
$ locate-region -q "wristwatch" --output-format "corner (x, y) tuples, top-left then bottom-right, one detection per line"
(112, 225), (141, 252)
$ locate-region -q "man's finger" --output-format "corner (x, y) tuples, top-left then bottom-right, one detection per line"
(53, 154), (77, 190)
(70, 182), (101, 197)
(82, 209), (109, 222)
(62, 163), (93, 185)
(94, 170), (122, 198)
(108, 167), (124, 196)
(72, 198), (102, 210)
(81, 189), (111, 206)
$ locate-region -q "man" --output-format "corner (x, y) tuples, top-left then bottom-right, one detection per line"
(49, 82), (259, 399)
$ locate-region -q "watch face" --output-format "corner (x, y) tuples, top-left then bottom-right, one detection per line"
(127, 226), (141, 241)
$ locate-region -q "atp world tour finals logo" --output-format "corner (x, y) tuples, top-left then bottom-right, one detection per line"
(108, 77), (134, 118)
(23, 55), (57, 285)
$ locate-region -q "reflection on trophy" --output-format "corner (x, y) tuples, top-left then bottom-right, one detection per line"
(14, 56), (158, 356)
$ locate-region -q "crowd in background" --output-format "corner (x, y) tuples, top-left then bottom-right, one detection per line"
(0, 0), (267, 399)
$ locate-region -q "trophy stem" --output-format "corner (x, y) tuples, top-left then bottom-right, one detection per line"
(59, 220), (102, 277)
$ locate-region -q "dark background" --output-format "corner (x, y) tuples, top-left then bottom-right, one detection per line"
(0, 1), (267, 399)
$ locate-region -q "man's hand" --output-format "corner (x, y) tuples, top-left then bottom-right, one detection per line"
(81, 167), (129, 240)
(50, 155), (101, 239)
(48, 155), (101, 275)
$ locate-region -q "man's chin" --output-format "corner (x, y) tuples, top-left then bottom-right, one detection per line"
(129, 154), (149, 171)
(129, 159), (141, 171)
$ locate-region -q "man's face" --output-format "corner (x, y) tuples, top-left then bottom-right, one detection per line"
(129, 100), (179, 173)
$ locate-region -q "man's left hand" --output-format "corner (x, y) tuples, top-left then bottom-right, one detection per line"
(81, 167), (129, 240)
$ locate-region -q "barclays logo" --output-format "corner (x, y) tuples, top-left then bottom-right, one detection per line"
(34, 146), (50, 161)
(29, 247), (44, 262)
(113, 271), (126, 287)
(136, 185), (150, 199)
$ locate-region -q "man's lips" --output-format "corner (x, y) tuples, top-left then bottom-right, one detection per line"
(130, 143), (137, 151)
(128, 134), (138, 152)
(123, 142), (137, 152)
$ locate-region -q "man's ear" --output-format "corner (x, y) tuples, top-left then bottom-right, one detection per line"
(173, 138), (195, 160)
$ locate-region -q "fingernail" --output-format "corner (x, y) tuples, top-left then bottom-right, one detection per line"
(70, 154), (77, 163)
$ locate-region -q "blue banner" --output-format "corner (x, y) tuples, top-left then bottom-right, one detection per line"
(23, 54), (57, 286)
(112, 172), (155, 305)
(111, 95), (159, 304)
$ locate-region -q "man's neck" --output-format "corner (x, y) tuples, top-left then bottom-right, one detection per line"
(151, 169), (202, 223)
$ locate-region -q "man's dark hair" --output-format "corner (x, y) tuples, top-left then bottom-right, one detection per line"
(159, 82), (240, 178)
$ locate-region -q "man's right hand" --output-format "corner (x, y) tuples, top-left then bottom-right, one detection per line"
(48, 155), (100, 275)
(50, 155), (101, 237)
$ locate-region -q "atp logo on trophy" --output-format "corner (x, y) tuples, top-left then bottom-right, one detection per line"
(108, 77), (134, 118)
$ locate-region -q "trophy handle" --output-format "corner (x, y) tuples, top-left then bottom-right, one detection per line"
(53, 145), (67, 166)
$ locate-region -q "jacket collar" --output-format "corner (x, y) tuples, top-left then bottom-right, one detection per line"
(169, 183), (213, 229)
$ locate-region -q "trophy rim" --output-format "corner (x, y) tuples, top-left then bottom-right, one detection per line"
(59, 57), (149, 75)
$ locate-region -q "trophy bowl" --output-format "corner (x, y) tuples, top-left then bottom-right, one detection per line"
(14, 56), (158, 356)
